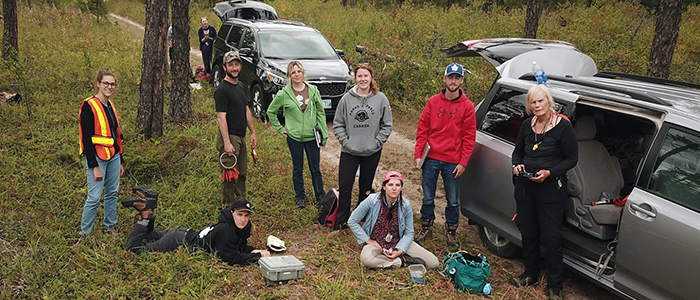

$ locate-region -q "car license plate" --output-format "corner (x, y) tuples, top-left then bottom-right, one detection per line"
(323, 100), (332, 108)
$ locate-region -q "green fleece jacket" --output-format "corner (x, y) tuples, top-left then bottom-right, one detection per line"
(267, 83), (328, 146)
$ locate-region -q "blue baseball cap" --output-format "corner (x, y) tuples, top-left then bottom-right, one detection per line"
(444, 63), (464, 77)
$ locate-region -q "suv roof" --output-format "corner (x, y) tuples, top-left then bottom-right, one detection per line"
(213, 0), (278, 21)
(444, 38), (700, 123)
(221, 18), (307, 30)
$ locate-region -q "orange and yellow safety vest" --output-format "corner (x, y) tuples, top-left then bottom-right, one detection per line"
(79, 96), (123, 161)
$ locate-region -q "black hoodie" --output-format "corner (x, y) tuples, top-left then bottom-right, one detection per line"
(186, 208), (261, 266)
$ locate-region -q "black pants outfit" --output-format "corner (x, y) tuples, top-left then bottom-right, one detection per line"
(514, 175), (567, 290)
(336, 149), (382, 228)
(124, 219), (194, 254)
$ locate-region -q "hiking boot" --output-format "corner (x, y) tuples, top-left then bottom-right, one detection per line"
(548, 288), (564, 300)
(446, 223), (459, 247)
(122, 197), (157, 213)
(415, 219), (433, 243)
(132, 185), (159, 199)
(400, 254), (426, 267)
(509, 273), (538, 287)
(103, 226), (119, 235)
(295, 198), (306, 209)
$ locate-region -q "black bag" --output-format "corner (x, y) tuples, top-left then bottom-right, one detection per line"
(317, 189), (339, 228)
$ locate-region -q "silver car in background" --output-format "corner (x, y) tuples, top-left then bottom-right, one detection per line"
(445, 38), (700, 300)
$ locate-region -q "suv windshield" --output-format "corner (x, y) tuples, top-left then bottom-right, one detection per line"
(259, 31), (338, 59)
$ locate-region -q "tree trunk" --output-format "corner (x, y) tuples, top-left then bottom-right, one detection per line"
(136, 0), (168, 139)
(648, 0), (684, 79)
(524, 0), (542, 39)
(169, 0), (192, 122)
(2, 0), (19, 60)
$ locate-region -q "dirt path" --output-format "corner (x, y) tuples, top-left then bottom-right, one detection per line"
(320, 123), (462, 228)
(109, 13), (203, 71)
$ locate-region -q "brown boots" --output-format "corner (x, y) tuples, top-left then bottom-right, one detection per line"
(121, 186), (158, 221)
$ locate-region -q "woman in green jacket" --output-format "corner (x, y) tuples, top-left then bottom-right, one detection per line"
(267, 61), (328, 208)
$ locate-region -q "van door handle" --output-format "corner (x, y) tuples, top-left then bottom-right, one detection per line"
(629, 203), (657, 219)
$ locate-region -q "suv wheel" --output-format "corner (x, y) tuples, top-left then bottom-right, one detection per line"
(477, 225), (521, 258)
(213, 64), (224, 88)
(249, 84), (267, 121)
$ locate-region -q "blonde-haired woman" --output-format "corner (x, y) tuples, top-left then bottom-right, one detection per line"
(267, 61), (327, 208)
(510, 84), (578, 299)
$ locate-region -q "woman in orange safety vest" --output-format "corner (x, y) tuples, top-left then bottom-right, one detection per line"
(78, 68), (125, 238)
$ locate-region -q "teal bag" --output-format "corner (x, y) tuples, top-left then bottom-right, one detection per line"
(441, 251), (492, 294)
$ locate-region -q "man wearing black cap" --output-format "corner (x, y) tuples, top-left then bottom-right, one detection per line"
(215, 50), (258, 207)
(123, 198), (270, 266)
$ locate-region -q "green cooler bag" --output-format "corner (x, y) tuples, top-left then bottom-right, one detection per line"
(441, 251), (492, 294)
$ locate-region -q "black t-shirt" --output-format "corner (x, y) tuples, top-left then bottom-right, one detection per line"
(214, 80), (248, 137)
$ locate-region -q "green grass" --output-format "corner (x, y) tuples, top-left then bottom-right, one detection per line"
(1, 1), (699, 299)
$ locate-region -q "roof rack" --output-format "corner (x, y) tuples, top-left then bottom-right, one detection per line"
(594, 72), (700, 90)
(266, 19), (305, 26)
(518, 74), (672, 106)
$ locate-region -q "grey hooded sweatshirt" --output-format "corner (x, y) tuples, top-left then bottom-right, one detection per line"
(333, 86), (393, 156)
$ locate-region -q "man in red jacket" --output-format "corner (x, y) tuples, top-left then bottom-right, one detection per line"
(414, 63), (476, 247)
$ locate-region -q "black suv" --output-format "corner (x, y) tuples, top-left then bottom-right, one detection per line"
(212, 19), (352, 120)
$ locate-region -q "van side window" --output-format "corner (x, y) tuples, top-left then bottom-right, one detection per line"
(481, 88), (567, 143)
(480, 89), (527, 143)
(649, 127), (700, 211)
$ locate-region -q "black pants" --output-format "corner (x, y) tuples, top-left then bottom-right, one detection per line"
(201, 48), (213, 74)
(124, 218), (190, 254)
(514, 176), (567, 290)
(336, 150), (382, 228)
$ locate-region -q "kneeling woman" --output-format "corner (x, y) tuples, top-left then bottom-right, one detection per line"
(348, 171), (439, 269)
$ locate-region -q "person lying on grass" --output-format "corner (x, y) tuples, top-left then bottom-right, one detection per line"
(348, 171), (439, 269)
(122, 197), (270, 265)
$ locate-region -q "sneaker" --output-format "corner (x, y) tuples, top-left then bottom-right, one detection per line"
(445, 223), (459, 247)
(548, 288), (564, 300)
(400, 254), (426, 267)
(509, 273), (538, 287)
(103, 226), (119, 235)
(415, 219), (433, 243)
(295, 198), (306, 209)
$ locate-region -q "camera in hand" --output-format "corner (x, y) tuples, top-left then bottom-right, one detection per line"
(520, 171), (536, 178)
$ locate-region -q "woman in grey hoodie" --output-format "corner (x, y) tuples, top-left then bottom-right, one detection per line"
(332, 64), (393, 229)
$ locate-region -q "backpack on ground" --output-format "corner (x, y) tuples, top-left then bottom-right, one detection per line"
(317, 189), (339, 228)
(442, 251), (492, 294)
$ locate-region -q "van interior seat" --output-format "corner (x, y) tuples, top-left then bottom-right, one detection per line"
(565, 116), (624, 240)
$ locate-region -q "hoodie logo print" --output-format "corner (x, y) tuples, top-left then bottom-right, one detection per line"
(355, 110), (369, 122)
(437, 106), (458, 120)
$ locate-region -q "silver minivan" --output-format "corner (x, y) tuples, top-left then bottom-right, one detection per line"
(447, 38), (700, 300)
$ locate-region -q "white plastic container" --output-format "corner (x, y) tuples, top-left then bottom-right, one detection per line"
(408, 264), (427, 285)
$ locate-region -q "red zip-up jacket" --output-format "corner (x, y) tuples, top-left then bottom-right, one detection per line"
(414, 89), (476, 166)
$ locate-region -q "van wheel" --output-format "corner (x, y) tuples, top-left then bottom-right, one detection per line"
(477, 225), (521, 258)
(250, 84), (267, 121)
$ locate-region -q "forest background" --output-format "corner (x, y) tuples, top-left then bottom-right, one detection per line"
(1, 0), (699, 298)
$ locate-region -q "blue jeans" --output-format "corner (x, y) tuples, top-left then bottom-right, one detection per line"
(81, 154), (121, 236)
(287, 136), (324, 201)
(420, 157), (460, 225)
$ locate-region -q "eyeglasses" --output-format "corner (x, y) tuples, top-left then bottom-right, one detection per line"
(101, 81), (117, 88)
